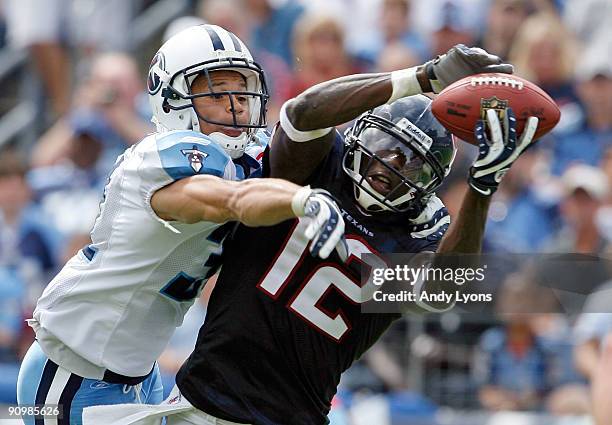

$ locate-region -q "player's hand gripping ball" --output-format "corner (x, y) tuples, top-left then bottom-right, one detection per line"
(431, 73), (560, 145)
(424, 44), (514, 93)
(468, 108), (538, 196)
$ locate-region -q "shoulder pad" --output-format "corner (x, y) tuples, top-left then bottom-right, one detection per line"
(156, 130), (231, 180)
(251, 129), (271, 148)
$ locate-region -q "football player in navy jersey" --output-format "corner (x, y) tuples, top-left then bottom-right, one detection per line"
(84, 46), (540, 425)
(18, 24), (349, 425)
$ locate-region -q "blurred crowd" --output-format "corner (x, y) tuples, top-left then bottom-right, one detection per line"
(0, 0), (611, 421)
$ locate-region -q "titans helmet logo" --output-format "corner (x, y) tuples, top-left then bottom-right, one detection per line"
(181, 145), (209, 173)
(147, 52), (166, 95)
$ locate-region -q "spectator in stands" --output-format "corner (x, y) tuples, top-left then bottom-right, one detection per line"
(592, 330), (612, 425)
(544, 164), (609, 253)
(244, 0), (304, 66)
(31, 52), (152, 171)
(472, 271), (589, 414)
(601, 148), (612, 191)
(529, 313), (590, 415)
(375, 42), (421, 73)
(509, 12), (581, 133)
(28, 109), (113, 238)
(563, 0), (612, 45)
(0, 266), (27, 363)
(573, 278), (612, 423)
(3, 0), (134, 118)
(483, 150), (560, 252)
(476, 0), (533, 61)
(0, 150), (60, 281)
(288, 14), (361, 98)
(379, 0), (428, 59)
(0, 8), (6, 48)
(163, 16), (208, 43)
(474, 272), (549, 411)
(298, 0), (380, 61)
(549, 37), (612, 175)
(429, 0), (477, 56)
(0, 150), (59, 392)
(573, 280), (612, 381)
(0, 265), (27, 404)
(510, 12), (575, 94)
(198, 0), (246, 41)
(354, 0), (428, 65)
(76, 53), (152, 147)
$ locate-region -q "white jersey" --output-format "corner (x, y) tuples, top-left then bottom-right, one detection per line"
(32, 130), (264, 380)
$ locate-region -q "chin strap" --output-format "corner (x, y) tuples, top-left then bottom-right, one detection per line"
(191, 108), (250, 159)
(208, 131), (250, 159)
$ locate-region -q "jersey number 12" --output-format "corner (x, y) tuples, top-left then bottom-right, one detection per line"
(257, 220), (385, 341)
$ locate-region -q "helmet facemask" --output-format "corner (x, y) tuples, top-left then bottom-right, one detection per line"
(160, 56), (269, 158)
(343, 113), (447, 214)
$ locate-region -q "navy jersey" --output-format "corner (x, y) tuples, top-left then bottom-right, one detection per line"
(176, 133), (449, 425)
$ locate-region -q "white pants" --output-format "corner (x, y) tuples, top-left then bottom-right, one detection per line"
(83, 386), (249, 425)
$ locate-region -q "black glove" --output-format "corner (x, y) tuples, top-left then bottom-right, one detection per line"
(425, 44), (514, 93)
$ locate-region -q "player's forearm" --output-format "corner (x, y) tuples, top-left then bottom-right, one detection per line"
(152, 175), (300, 225)
(437, 188), (491, 254)
(410, 189), (490, 313)
(226, 178), (302, 226)
(287, 67), (429, 131)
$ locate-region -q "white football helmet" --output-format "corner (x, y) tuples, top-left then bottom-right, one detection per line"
(147, 24), (269, 158)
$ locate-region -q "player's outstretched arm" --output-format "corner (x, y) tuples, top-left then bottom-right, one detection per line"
(437, 108), (538, 254)
(151, 176), (345, 259)
(270, 45), (513, 184)
(409, 110), (538, 313)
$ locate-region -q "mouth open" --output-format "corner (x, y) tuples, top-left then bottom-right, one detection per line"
(367, 173), (394, 195)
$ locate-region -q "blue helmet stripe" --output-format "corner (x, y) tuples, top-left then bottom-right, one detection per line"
(205, 26), (225, 51)
(228, 31), (243, 52)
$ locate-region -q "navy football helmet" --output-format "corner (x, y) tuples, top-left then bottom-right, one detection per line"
(343, 95), (456, 214)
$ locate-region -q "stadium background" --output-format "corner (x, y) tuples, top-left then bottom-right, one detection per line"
(0, 0), (611, 423)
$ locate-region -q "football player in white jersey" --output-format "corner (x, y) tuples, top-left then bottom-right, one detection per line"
(16, 25), (346, 425)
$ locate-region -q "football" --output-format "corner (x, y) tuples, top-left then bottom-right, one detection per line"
(431, 73), (561, 145)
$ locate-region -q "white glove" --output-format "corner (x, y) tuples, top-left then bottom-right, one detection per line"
(292, 187), (347, 259)
(425, 44), (514, 93)
(468, 108), (539, 196)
